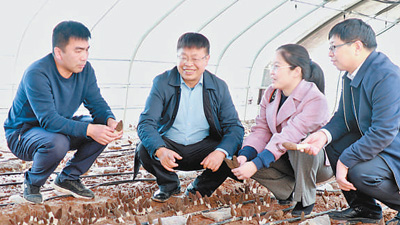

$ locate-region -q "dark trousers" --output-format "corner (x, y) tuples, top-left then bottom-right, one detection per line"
(6, 116), (106, 187)
(138, 136), (237, 196)
(326, 132), (400, 212)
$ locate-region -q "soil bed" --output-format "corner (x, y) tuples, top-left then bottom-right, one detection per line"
(0, 122), (396, 224)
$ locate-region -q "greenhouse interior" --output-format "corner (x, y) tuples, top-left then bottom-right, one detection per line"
(1, 0), (400, 224)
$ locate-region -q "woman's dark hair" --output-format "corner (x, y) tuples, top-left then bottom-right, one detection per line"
(52, 21), (91, 53)
(277, 44), (325, 94)
(328, 18), (377, 50)
(177, 32), (210, 55)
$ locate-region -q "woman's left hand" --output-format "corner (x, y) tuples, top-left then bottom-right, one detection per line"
(237, 155), (247, 166)
(232, 161), (258, 180)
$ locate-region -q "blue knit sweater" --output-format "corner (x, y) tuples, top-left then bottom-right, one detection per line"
(4, 53), (114, 138)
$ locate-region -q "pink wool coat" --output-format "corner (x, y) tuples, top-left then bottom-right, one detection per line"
(243, 79), (330, 161)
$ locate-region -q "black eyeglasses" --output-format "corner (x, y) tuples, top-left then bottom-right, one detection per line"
(329, 41), (355, 52)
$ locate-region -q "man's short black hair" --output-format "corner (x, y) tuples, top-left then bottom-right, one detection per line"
(177, 32), (210, 55)
(52, 21), (91, 52)
(328, 18), (377, 50)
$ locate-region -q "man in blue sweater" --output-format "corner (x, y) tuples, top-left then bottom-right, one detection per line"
(4, 21), (122, 204)
(136, 32), (244, 202)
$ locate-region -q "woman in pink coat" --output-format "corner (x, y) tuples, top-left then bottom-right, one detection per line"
(232, 44), (333, 216)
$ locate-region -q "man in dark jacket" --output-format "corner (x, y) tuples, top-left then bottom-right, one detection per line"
(303, 19), (400, 224)
(4, 21), (122, 204)
(136, 32), (244, 202)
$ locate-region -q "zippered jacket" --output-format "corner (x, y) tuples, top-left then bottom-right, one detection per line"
(137, 66), (244, 158)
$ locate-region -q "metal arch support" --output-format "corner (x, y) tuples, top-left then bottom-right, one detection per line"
(293, 1), (400, 44)
(13, 0), (50, 77)
(122, 0), (186, 122)
(242, 0), (371, 120)
(296, 0), (365, 45)
(121, 0), (239, 122)
(127, 0), (186, 73)
(198, 0), (239, 32)
(90, 0), (122, 32)
(214, 0), (289, 75)
(295, 0), (398, 44)
(377, 18), (400, 36)
(373, 4), (400, 36)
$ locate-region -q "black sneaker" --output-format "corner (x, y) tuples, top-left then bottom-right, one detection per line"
(52, 175), (94, 199)
(22, 177), (43, 204)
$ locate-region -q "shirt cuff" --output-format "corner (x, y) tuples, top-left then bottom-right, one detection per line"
(216, 148), (229, 158)
(251, 149), (275, 170)
(321, 128), (332, 144)
(238, 146), (258, 161)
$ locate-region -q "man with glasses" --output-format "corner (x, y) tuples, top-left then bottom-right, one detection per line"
(303, 19), (400, 224)
(136, 32), (244, 202)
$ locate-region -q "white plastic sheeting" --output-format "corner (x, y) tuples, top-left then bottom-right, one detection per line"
(1, 0), (399, 126)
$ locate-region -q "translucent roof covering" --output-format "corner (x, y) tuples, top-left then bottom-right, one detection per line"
(1, 0), (400, 125)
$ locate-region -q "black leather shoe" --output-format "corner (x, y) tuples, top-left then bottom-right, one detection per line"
(386, 212), (400, 225)
(278, 194), (293, 205)
(151, 187), (181, 202)
(329, 206), (382, 223)
(291, 202), (314, 216)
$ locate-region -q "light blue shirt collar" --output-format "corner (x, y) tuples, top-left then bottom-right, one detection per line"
(180, 74), (204, 88)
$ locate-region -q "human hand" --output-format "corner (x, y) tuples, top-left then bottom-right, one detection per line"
(155, 147), (182, 172)
(87, 124), (121, 145)
(232, 161), (258, 180)
(336, 159), (356, 191)
(107, 118), (123, 138)
(301, 131), (327, 155)
(237, 155), (247, 166)
(107, 118), (119, 129)
(201, 150), (226, 172)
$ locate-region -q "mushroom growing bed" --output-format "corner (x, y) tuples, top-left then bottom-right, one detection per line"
(0, 122), (396, 225)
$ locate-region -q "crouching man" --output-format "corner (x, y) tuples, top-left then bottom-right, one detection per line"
(136, 32), (244, 202)
(4, 21), (122, 204)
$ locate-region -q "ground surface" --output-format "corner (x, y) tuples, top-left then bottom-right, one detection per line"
(0, 122), (397, 225)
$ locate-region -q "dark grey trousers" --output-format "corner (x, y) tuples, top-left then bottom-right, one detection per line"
(252, 148), (333, 207)
(326, 132), (400, 212)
